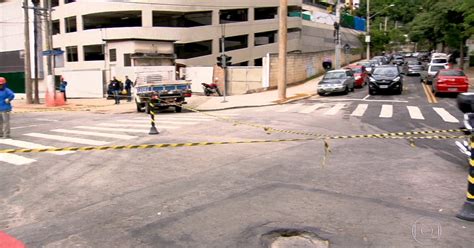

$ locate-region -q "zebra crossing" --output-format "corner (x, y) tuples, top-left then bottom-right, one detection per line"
(259, 102), (460, 123)
(0, 113), (238, 166)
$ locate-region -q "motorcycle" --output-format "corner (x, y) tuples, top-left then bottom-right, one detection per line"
(202, 83), (222, 96)
(455, 93), (474, 157)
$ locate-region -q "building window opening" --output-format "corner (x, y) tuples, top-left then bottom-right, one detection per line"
(220, 35), (248, 52)
(66, 46), (78, 62)
(175, 40), (212, 59)
(83, 45), (104, 61)
(288, 6), (302, 17)
(109, 49), (117, 62)
(65, 0), (76, 3)
(254, 7), (277, 20)
(51, 0), (59, 7)
(124, 54), (132, 67)
(220, 9), (248, 24)
(52, 20), (60, 35)
(83, 11), (142, 30)
(255, 30), (277, 46)
(254, 58), (263, 66)
(153, 11), (212, 27)
(65, 16), (77, 33)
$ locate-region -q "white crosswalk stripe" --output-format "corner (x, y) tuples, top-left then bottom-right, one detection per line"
(134, 117), (214, 121)
(74, 126), (150, 133)
(51, 129), (137, 140)
(433, 107), (459, 123)
(379, 105), (393, 118)
(24, 133), (109, 146)
(276, 104), (304, 113)
(117, 119), (198, 125)
(325, 103), (345, 115)
(351, 104), (368, 117)
(98, 123), (179, 129)
(0, 154), (36, 165)
(299, 103), (324, 114)
(407, 106), (425, 120)
(0, 139), (73, 155)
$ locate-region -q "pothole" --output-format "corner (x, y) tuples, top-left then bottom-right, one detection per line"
(261, 229), (329, 248)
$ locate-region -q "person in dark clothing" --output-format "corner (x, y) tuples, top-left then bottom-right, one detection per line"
(110, 77), (122, 104)
(124, 76), (133, 102)
(59, 77), (68, 101)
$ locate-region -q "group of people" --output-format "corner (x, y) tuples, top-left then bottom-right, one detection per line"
(108, 76), (133, 104)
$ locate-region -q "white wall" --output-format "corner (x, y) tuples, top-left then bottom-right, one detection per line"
(184, 67), (214, 93)
(61, 69), (103, 98)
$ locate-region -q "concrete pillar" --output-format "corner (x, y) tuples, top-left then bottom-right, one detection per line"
(142, 9), (153, 28)
(76, 15), (83, 31)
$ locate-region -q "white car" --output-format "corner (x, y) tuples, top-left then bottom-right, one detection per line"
(425, 64), (449, 84)
(432, 52), (448, 59)
(430, 57), (448, 66)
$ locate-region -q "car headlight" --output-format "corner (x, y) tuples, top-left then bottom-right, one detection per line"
(355, 76), (361, 80)
(393, 76), (401, 82)
(369, 77), (376, 82)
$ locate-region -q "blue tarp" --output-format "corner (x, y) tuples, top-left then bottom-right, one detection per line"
(354, 16), (366, 32)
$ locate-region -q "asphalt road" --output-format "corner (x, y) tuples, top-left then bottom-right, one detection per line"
(1, 61), (474, 247)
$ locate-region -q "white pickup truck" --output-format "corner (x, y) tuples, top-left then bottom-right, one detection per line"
(134, 73), (192, 113)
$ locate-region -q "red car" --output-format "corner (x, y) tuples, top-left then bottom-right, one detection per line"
(432, 69), (469, 96)
(345, 65), (368, 88)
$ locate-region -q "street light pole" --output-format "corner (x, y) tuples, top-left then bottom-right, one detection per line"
(334, 1), (341, 69)
(366, 0), (370, 60)
(277, 0), (288, 101)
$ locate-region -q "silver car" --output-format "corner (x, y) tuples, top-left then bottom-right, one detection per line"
(317, 69), (356, 96)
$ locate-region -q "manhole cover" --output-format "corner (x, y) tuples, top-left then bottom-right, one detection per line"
(261, 229), (329, 248)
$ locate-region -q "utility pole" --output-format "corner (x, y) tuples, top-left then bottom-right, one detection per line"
(43, 0), (55, 99)
(23, 0), (33, 104)
(334, 1), (341, 69)
(277, 0), (288, 101)
(220, 33), (227, 103)
(366, 0), (370, 60)
(32, 0), (40, 104)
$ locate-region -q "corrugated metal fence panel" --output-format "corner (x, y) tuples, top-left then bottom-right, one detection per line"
(0, 72), (26, 93)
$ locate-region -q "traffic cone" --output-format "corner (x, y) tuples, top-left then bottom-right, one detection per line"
(457, 135), (474, 221)
(149, 109), (159, 135)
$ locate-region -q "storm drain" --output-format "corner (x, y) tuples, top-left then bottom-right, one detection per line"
(261, 229), (329, 248)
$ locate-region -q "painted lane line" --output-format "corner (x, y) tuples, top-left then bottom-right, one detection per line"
(75, 126), (151, 133)
(97, 123), (178, 129)
(308, 98), (409, 103)
(0, 139), (73, 155)
(299, 103), (324, 114)
(276, 103), (305, 113)
(24, 133), (109, 146)
(51, 129), (137, 140)
(117, 120), (198, 125)
(379, 105), (393, 118)
(433, 107), (459, 123)
(362, 95), (370, 100)
(324, 103), (345, 115)
(11, 125), (40, 130)
(0, 154), (36, 165)
(351, 104), (368, 117)
(133, 117), (214, 121)
(407, 106), (425, 120)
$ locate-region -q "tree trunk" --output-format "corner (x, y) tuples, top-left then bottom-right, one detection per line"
(460, 39), (465, 69)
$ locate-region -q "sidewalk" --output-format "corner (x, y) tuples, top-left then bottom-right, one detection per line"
(12, 75), (322, 113)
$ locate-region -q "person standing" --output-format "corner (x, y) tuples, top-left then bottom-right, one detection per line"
(111, 77), (121, 104)
(0, 77), (15, 139)
(124, 76), (133, 102)
(59, 76), (68, 101)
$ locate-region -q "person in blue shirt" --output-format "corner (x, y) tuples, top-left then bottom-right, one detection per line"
(0, 77), (15, 138)
(59, 76), (68, 101)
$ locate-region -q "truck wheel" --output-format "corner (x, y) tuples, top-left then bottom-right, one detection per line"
(136, 102), (144, 112)
(175, 106), (182, 113)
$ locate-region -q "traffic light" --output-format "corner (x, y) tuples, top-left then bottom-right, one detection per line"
(217, 54), (232, 68)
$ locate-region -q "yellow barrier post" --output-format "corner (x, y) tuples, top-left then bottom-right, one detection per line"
(457, 134), (474, 221)
(148, 102), (159, 135)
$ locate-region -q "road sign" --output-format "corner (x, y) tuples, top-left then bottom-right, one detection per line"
(42, 50), (64, 56)
(365, 35), (371, 42)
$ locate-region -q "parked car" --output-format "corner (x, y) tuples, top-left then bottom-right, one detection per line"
(403, 61), (424, 76)
(368, 65), (403, 95)
(317, 69), (356, 96)
(425, 64), (449, 84)
(431, 69), (469, 96)
(345, 65), (368, 88)
(393, 56), (404, 66)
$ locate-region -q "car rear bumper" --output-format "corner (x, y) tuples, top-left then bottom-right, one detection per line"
(435, 84), (469, 93)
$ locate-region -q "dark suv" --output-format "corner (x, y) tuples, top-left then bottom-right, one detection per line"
(368, 65), (403, 95)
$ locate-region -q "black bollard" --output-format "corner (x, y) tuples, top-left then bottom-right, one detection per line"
(149, 102), (159, 135)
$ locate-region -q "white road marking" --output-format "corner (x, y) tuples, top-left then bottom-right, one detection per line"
(0, 154), (36, 166)
(351, 104), (368, 117)
(324, 103), (346, 115)
(75, 126), (151, 133)
(407, 106), (425, 120)
(35, 118), (59, 122)
(11, 125), (40, 130)
(379, 105), (393, 118)
(299, 103), (324, 114)
(98, 123), (179, 129)
(362, 95), (370, 100)
(117, 119), (198, 125)
(24, 133), (109, 146)
(276, 104), (304, 113)
(433, 107), (459, 123)
(51, 129), (137, 140)
(0, 139), (73, 155)
(133, 116), (215, 120)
